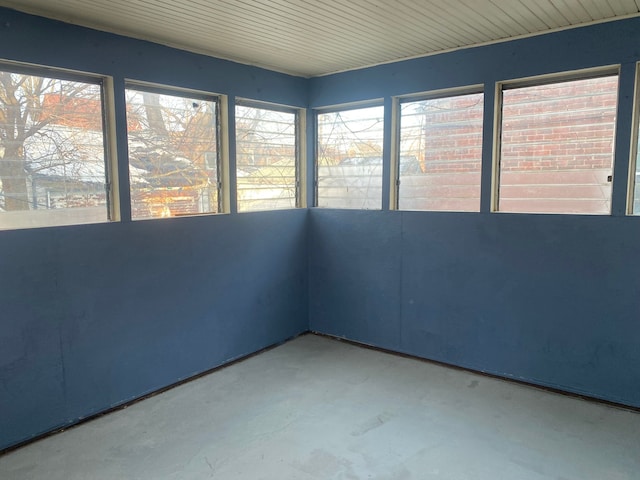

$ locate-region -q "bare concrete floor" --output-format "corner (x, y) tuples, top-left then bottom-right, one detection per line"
(1, 334), (639, 479)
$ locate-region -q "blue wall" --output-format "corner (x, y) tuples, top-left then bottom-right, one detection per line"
(0, 9), (307, 105)
(0, 9), (308, 451)
(3, 7), (640, 452)
(308, 210), (640, 407)
(1, 211), (308, 450)
(308, 17), (640, 409)
(308, 18), (640, 106)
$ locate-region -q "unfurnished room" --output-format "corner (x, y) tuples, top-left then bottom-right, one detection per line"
(0, 1), (639, 479)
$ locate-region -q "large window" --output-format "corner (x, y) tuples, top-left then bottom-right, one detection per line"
(498, 74), (618, 215)
(235, 103), (298, 212)
(398, 91), (483, 211)
(316, 105), (384, 209)
(125, 85), (220, 220)
(0, 67), (110, 230)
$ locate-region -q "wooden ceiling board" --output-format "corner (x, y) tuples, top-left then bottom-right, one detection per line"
(0, 0), (638, 76)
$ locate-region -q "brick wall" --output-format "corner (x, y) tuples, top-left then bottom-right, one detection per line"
(399, 76), (618, 213)
(399, 93), (483, 211)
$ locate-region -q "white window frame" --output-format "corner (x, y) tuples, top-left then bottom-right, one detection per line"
(124, 81), (226, 218)
(235, 98), (304, 211)
(314, 100), (385, 209)
(627, 63), (640, 215)
(493, 66), (620, 215)
(0, 61), (116, 230)
(394, 85), (484, 212)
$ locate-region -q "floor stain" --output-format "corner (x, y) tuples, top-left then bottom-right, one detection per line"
(351, 412), (394, 437)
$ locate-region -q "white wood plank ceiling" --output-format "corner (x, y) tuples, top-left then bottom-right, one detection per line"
(1, 0), (639, 77)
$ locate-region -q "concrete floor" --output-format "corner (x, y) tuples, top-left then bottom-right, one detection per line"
(1, 334), (639, 480)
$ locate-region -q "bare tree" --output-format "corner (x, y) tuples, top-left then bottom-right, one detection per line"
(141, 91), (169, 138)
(0, 72), (95, 211)
(125, 89), (218, 217)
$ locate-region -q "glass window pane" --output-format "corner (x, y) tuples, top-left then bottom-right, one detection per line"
(399, 93), (483, 211)
(317, 105), (384, 209)
(236, 105), (297, 212)
(634, 113), (640, 214)
(499, 75), (618, 214)
(0, 71), (108, 230)
(125, 88), (219, 220)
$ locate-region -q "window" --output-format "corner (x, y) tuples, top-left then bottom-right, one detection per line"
(125, 85), (220, 219)
(398, 91), (483, 211)
(498, 74), (618, 214)
(235, 103), (298, 212)
(0, 67), (110, 230)
(316, 105), (384, 209)
(631, 66), (640, 215)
